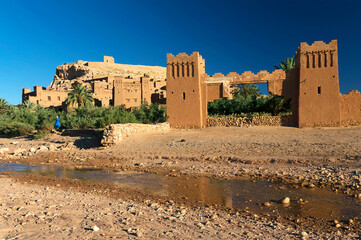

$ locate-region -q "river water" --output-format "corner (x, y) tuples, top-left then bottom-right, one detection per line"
(1, 162), (360, 222)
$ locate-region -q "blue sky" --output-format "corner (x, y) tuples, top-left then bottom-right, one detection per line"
(0, 0), (360, 104)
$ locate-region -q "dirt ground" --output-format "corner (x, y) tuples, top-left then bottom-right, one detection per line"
(0, 126), (361, 239)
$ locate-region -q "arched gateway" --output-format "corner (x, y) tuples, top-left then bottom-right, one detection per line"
(166, 40), (361, 128)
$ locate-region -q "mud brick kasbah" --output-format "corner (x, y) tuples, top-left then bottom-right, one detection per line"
(23, 40), (360, 128)
(167, 40), (361, 128)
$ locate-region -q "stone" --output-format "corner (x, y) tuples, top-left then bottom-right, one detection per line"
(263, 202), (271, 207)
(281, 197), (290, 204)
(13, 148), (26, 156)
(29, 148), (36, 153)
(101, 123), (170, 146)
(38, 146), (49, 151)
(210, 214), (218, 220)
(48, 145), (56, 151)
(300, 231), (308, 238)
(0, 148), (10, 154)
(93, 225), (100, 231)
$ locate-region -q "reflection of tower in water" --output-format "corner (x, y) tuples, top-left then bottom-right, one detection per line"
(165, 177), (231, 207)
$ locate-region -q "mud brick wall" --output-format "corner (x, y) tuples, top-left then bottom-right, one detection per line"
(340, 90), (361, 126)
(101, 123), (170, 146)
(207, 116), (293, 127)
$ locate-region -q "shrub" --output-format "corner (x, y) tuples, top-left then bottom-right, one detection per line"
(37, 121), (53, 133)
(33, 131), (47, 139)
(208, 95), (291, 116)
(0, 121), (34, 136)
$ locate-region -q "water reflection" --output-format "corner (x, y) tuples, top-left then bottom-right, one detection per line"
(1, 162), (360, 221)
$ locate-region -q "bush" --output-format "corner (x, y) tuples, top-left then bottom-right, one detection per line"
(0, 121), (34, 136)
(0, 100), (166, 132)
(208, 95), (291, 116)
(33, 131), (47, 139)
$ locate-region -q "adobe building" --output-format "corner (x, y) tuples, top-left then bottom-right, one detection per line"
(166, 40), (361, 128)
(22, 56), (167, 109)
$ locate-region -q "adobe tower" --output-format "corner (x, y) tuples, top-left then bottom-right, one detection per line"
(295, 40), (341, 127)
(166, 52), (207, 128)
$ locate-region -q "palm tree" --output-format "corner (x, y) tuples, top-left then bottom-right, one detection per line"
(274, 57), (295, 73)
(65, 84), (93, 108)
(20, 100), (36, 110)
(0, 98), (8, 113)
(232, 84), (260, 98)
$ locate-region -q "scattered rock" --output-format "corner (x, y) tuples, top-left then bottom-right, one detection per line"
(263, 202), (271, 207)
(38, 146), (49, 151)
(0, 148), (9, 154)
(93, 225), (100, 232)
(300, 231), (308, 238)
(13, 148), (26, 156)
(210, 214), (218, 220)
(48, 144), (56, 151)
(281, 197), (290, 204)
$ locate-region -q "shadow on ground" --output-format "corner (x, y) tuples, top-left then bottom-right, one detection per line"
(61, 129), (103, 149)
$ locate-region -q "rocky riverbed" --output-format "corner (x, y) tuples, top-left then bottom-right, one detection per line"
(0, 126), (360, 238)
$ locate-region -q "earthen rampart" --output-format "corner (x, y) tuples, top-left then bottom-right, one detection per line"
(101, 122), (170, 146)
(207, 116), (293, 127)
(340, 90), (361, 126)
(167, 40), (360, 128)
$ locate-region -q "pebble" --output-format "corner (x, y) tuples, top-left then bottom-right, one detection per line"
(281, 197), (290, 204)
(93, 225), (100, 231)
(300, 231), (308, 238)
(210, 214), (218, 220)
(263, 202), (271, 207)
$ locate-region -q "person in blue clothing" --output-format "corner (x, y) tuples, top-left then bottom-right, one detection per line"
(54, 116), (61, 129)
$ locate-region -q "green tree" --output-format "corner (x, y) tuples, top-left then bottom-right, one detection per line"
(65, 84), (94, 108)
(265, 95), (291, 116)
(274, 57), (295, 73)
(232, 84), (261, 98)
(19, 100), (36, 110)
(0, 98), (8, 113)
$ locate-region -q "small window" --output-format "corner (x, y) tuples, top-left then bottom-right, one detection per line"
(183, 92), (186, 100)
(126, 99), (130, 102)
(134, 98), (137, 102)
(48, 96), (51, 101)
(318, 86), (321, 94)
(57, 96), (60, 101)
(37, 100), (39, 104)
(134, 89), (137, 93)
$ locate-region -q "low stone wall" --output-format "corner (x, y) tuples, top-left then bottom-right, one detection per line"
(101, 123), (170, 146)
(207, 115), (293, 127)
